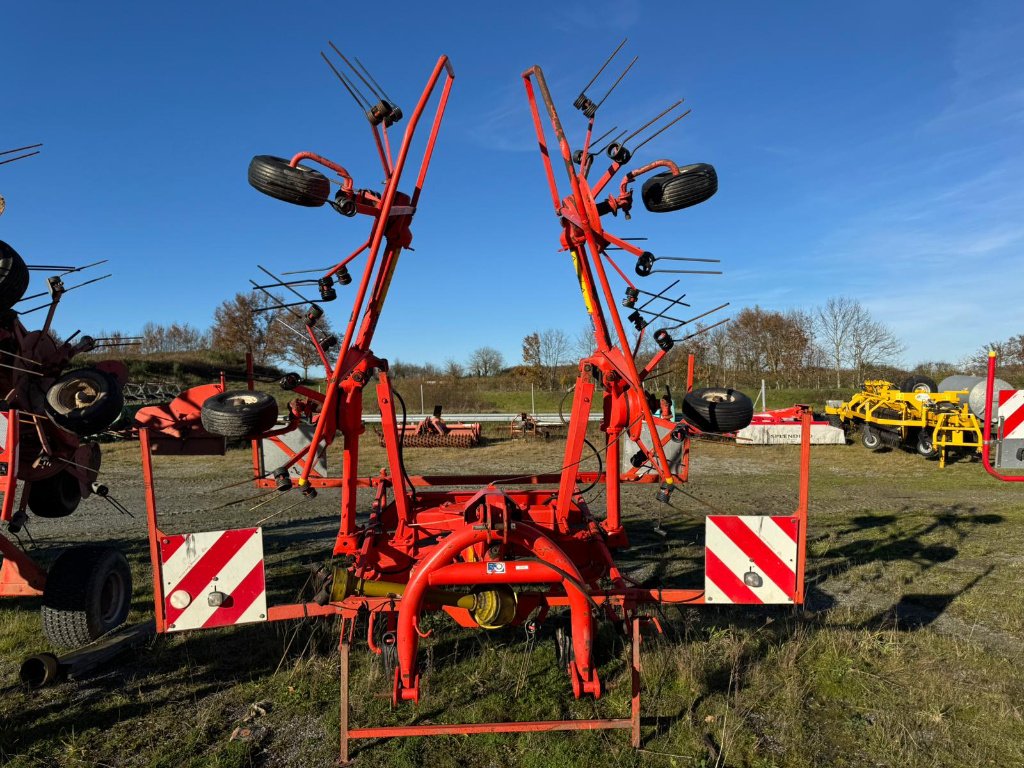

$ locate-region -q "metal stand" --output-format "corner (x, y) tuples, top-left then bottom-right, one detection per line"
(338, 616), (642, 762)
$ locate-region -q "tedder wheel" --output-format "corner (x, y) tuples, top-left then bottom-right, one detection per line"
(899, 374), (937, 394)
(640, 163), (718, 214)
(44, 367), (124, 436)
(41, 545), (132, 649)
(201, 390), (278, 439)
(248, 155), (331, 207)
(0, 240), (31, 312)
(917, 431), (940, 460)
(28, 471), (82, 518)
(861, 425), (883, 451)
(680, 387), (754, 433)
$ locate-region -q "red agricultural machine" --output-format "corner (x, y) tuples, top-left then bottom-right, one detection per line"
(982, 351), (1024, 483)
(381, 405), (481, 448)
(0, 149), (136, 649)
(133, 43), (812, 759)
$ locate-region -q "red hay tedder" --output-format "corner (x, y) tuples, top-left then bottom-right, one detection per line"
(1, 147), (137, 648)
(132, 44), (814, 759)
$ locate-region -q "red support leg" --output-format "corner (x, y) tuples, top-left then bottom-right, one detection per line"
(555, 371), (596, 525)
(340, 620), (351, 766)
(631, 616), (641, 748)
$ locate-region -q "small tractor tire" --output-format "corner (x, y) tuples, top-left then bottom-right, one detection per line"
(640, 164), (718, 214)
(201, 390), (278, 439)
(861, 425), (883, 451)
(917, 431), (940, 460)
(0, 240), (31, 312)
(28, 471), (82, 518)
(900, 375), (937, 394)
(248, 155), (330, 207)
(41, 546), (132, 649)
(680, 387), (753, 433)
(44, 368), (124, 436)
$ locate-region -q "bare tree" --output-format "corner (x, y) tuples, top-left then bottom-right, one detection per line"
(165, 322), (208, 352)
(848, 314), (903, 382)
(211, 291), (283, 364)
(726, 306), (810, 386)
(573, 324), (597, 360)
(467, 347), (504, 377)
(278, 314), (335, 379)
(443, 357), (464, 382)
(538, 328), (570, 388)
(814, 297), (860, 387)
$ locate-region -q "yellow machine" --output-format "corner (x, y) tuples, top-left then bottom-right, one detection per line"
(825, 380), (983, 468)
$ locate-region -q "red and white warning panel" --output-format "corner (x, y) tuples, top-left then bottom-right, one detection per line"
(999, 390), (1024, 440)
(704, 516), (799, 604)
(159, 528), (267, 632)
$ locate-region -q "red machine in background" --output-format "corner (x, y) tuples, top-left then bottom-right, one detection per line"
(0, 195), (135, 647)
(382, 405), (481, 448)
(136, 44), (812, 758)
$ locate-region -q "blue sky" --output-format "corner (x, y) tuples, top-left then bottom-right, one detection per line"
(2, 1), (1021, 369)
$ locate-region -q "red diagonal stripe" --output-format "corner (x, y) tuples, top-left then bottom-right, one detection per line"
(160, 535), (186, 562)
(706, 549), (761, 604)
(711, 517), (795, 598)
(164, 529), (258, 626)
(771, 516), (798, 542)
(202, 560), (265, 628)
(1001, 396), (1024, 438)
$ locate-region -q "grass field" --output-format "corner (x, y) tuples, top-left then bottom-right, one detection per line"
(1, 428), (1022, 767)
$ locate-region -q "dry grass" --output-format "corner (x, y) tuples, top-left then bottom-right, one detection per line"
(1, 429), (1023, 766)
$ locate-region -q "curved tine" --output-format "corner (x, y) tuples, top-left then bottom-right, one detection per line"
(592, 56), (637, 112)
(322, 49), (371, 111)
(671, 316), (730, 342)
(0, 143), (43, 156)
(621, 100), (683, 145)
(578, 38), (628, 96)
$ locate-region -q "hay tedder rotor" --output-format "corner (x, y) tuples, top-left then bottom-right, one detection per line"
(134, 42), (813, 758)
(1, 148), (138, 649)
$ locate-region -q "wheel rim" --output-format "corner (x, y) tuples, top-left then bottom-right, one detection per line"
(99, 569), (127, 625)
(702, 392), (734, 404)
(225, 394), (260, 409)
(56, 378), (102, 410)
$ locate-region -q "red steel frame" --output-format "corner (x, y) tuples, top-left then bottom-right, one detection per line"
(137, 54), (813, 757)
(0, 410), (48, 597)
(982, 351), (1024, 483)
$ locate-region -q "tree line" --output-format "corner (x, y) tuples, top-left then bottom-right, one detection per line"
(94, 291), (335, 378)
(94, 292), (1019, 389)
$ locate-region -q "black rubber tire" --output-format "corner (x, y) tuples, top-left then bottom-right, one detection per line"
(917, 431), (940, 460)
(28, 471), (82, 518)
(44, 368), (124, 436)
(826, 413), (845, 430)
(680, 387), (753, 433)
(900, 375), (937, 394)
(640, 163), (718, 213)
(248, 155), (330, 207)
(0, 240), (31, 312)
(201, 390), (278, 438)
(861, 425), (883, 451)
(41, 545), (132, 649)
